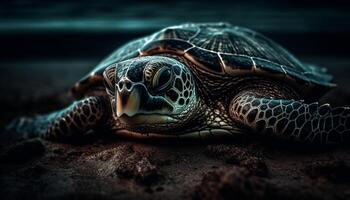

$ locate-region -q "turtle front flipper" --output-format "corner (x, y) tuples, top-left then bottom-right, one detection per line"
(229, 93), (350, 144)
(6, 96), (109, 141)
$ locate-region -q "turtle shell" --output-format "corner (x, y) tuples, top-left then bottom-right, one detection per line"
(72, 22), (334, 98)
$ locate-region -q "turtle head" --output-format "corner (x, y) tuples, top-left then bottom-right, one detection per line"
(103, 56), (198, 134)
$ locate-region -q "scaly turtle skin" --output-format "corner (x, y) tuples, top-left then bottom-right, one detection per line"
(9, 22), (350, 144)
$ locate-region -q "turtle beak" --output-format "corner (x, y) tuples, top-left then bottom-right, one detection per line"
(114, 82), (174, 119)
(116, 86), (141, 118)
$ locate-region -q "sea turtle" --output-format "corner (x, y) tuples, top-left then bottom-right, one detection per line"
(10, 22), (350, 144)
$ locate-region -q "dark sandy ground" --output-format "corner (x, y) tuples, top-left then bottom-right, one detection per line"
(1, 59), (350, 200)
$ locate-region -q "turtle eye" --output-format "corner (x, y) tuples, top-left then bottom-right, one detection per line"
(152, 67), (173, 91)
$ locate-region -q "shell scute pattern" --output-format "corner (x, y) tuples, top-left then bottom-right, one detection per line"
(74, 22), (334, 100)
(185, 47), (223, 73)
(143, 23), (333, 87)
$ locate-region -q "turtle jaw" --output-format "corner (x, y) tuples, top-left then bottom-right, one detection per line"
(118, 114), (177, 125)
(113, 98), (201, 135)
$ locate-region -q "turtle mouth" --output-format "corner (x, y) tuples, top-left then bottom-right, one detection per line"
(114, 128), (237, 139)
(118, 114), (177, 125)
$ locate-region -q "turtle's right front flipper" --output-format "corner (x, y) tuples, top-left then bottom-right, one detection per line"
(229, 93), (350, 144)
(6, 96), (109, 140)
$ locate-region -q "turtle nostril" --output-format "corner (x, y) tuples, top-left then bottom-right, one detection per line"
(118, 82), (123, 90)
(125, 81), (132, 90)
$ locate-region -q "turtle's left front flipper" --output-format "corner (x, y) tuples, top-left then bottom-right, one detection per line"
(6, 96), (109, 140)
(229, 94), (350, 144)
